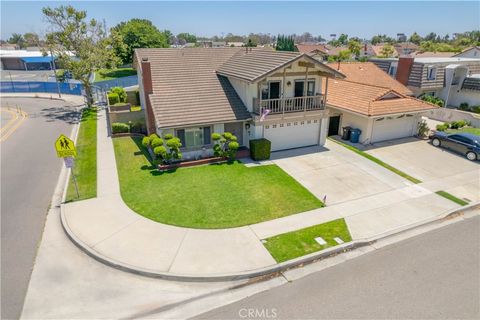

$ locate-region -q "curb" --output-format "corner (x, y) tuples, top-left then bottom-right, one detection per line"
(59, 200), (479, 282)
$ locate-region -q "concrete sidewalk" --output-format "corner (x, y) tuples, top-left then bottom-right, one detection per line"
(61, 109), (470, 279)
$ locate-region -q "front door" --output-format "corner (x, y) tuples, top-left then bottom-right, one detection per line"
(294, 81), (304, 97)
(328, 116), (341, 136)
(269, 81), (280, 99)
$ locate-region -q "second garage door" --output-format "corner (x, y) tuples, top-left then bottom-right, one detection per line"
(371, 115), (416, 143)
(264, 120), (321, 151)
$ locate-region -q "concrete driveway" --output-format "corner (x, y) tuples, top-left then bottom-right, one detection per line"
(271, 140), (409, 205)
(365, 138), (480, 203)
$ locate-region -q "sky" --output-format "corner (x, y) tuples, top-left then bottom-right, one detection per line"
(1, 1), (479, 40)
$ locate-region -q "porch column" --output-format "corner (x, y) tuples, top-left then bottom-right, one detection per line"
(282, 68), (286, 116)
(324, 77), (329, 108)
(303, 66), (309, 112)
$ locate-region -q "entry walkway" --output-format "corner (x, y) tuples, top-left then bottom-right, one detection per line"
(61, 109), (465, 278)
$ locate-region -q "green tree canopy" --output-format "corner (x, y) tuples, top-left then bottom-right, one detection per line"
(409, 32), (423, 45)
(379, 44), (395, 58)
(8, 33), (24, 47)
(112, 19), (169, 64)
(177, 32), (197, 44)
(275, 34), (295, 51)
(43, 5), (120, 106)
(347, 39), (362, 57)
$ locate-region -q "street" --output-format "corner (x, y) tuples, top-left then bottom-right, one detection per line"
(197, 215), (480, 319)
(1, 97), (80, 319)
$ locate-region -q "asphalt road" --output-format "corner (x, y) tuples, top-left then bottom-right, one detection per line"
(197, 216), (480, 319)
(1, 97), (80, 319)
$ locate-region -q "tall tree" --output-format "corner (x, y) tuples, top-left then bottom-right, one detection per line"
(23, 32), (40, 47)
(409, 32), (422, 45)
(347, 39), (362, 58)
(43, 5), (120, 106)
(275, 34), (295, 51)
(8, 33), (24, 47)
(379, 44), (395, 58)
(112, 19), (169, 64)
(177, 32), (197, 43)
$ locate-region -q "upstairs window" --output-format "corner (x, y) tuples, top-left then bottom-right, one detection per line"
(427, 66), (437, 80)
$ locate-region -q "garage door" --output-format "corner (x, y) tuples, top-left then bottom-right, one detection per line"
(264, 119), (321, 151)
(371, 115), (416, 143)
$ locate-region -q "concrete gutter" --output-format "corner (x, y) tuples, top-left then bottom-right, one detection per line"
(59, 200), (479, 282)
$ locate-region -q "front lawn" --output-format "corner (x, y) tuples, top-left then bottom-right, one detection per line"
(263, 218), (352, 263)
(113, 137), (324, 228)
(447, 127), (480, 136)
(94, 68), (137, 82)
(66, 108), (97, 201)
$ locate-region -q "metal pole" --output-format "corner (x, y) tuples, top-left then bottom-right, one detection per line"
(50, 49), (61, 98)
(71, 168), (80, 198)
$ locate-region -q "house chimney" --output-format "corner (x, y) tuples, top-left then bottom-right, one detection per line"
(141, 57), (156, 134)
(395, 56), (414, 86)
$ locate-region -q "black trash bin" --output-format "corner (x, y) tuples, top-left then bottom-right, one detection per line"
(341, 126), (352, 140)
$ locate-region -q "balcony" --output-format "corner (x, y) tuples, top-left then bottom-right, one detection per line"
(253, 95), (325, 115)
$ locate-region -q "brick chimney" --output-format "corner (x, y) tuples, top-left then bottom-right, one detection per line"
(141, 57), (156, 134)
(395, 57), (414, 86)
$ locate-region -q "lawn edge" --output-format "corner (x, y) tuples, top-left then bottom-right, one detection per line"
(328, 137), (422, 184)
(435, 190), (469, 206)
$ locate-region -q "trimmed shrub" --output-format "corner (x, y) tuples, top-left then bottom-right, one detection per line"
(471, 106), (480, 114)
(148, 133), (159, 144)
(112, 122), (129, 134)
(110, 86), (127, 103)
(142, 136), (150, 147)
(211, 133), (222, 141)
(436, 123), (449, 131)
(421, 95), (444, 107)
(459, 102), (470, 111)
(153, 146), (167, 156)
(250, 138), (271, 160)
(135, 90), (140, 105)
(450, 120), (468, 129)
(151, 137), (164, 148)
(108, 93), (120, 105)
(163, 133), (174, 140)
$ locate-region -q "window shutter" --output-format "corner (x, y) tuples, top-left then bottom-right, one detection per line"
(177, 129), (185, 147)
(203, 127), (211, 145)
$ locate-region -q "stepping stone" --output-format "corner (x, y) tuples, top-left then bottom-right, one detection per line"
(334, 237), (344, 244)
(314, 237), (327, 245)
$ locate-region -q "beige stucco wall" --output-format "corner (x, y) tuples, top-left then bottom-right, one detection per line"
(334, 108), (373, 144)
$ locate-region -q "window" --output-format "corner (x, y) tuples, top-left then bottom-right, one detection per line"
(427, 66), (437, 80)
(176, 127), (211, 148)
(280, 123), (284, 127)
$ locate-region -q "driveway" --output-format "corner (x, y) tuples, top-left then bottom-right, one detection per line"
(271, 140), (409, 205)
(365, 138), (480, 203)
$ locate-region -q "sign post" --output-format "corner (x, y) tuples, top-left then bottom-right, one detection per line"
(55, 135), (79, 198)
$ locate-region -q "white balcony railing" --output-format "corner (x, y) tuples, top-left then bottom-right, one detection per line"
(253, 95), (325, 115)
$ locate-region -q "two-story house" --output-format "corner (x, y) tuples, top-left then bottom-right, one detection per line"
(134, 48), (437, 156)
(370, 56), (480, 107)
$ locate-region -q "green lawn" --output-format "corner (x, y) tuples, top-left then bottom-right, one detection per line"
(328, 138), (422, 184)
(112, 136), (324, 228)
(263, 218), (352, 263)
(65, 108), (97, 201)
(435, 191), (469, 206)
(94, 68), (137, 82)
(447, 127), (480, 136)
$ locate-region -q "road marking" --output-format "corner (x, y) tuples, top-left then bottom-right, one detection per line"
(1, 108), (19, 133)
(0, 108), (28, 142)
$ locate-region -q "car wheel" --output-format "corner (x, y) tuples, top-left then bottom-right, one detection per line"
(432, 138), (441, 147)
(466, 152), (477, 161)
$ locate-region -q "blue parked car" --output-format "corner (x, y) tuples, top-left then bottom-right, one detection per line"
(429, 132), (480, 161)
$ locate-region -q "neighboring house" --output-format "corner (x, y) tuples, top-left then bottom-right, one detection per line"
(324, 62), (437, 144)
(134, 47), (345, 155)
(295, 44), (329, 61)
(226, 42), (245, 47)
(453, 46), (480, 58)
(370, 56), (480, 107)
(394, 42), (418, 56)
(410, 51), (455, 58)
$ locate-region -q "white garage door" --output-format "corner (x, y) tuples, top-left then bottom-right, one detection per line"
(264, 120), (321, 151)
(371, 115), (416, 143)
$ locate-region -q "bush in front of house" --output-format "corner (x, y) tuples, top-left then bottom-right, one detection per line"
(108, 93), (120, 105)
(417, 119), (430, 137)
(421, 95), (444, 107)
(450, 120), (469, 129)
(112, 122), (129, 134)
(151, 137), (164, 148)
(142, 136), (150, 147)
(110, 86), (127, 103)
(436, 123), (449, 131)
(212, 132), (239, 160)
(148, 133), (160, 144)
(163, 133), (174, 140)
(249, 138), (271, 160)
(459, 102), (470, 111)
(130, 121), (145, 134)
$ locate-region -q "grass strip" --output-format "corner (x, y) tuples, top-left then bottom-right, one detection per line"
(263, 218), (352, 263)
(435, 191), (469, 206)
(328, 137), (422, 184)
(65, 108), (97, 201)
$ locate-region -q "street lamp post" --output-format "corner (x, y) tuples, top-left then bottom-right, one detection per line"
(50, 49), (61, 98)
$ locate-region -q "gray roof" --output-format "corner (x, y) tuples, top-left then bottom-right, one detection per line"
(135, 48), (251, 129)
(217, 48), (345, 82)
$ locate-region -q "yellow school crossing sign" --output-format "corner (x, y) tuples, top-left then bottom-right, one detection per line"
(55, 134), (77, 158)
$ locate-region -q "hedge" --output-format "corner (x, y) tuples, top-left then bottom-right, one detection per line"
(112, 122), (129, 134)
(250, 138), (271, 160)
(108, 93), (120, 105)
